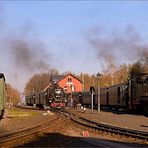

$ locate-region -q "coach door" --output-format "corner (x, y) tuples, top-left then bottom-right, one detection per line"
(106, 90), (109, 106)
(117, 87), (120, 104)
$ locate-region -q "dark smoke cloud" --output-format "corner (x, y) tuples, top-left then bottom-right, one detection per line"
(9, 38), (50, 72)
(0, 5), (50, 92)
(1, 24), (52, 92)
(87, 25), (148, 69)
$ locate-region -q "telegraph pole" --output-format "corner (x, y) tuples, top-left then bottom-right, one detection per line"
(82, 73), (85, 91)
(97, 72), (102, 114)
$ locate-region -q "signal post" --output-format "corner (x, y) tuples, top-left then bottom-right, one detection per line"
(90, 86), (95, 112)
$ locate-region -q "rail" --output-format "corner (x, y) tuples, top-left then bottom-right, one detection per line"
(0, 114), (65, 146)
(62, 109), (148, 141)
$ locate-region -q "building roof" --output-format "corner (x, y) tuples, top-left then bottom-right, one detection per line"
(52, 73), (83, 83)
(51, 75), (65, 82)
(43, 73), (83, 91)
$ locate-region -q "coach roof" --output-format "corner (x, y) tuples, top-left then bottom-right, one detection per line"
(0, 73), (5, 81)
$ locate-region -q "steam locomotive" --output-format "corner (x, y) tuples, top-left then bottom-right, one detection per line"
(0, 73), (6, 119)
(72, 73), (148, 115)
(25, 82), (68, 109)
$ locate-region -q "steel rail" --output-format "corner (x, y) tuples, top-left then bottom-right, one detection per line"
(62, 110), (148, 141)
(0, 115), (65, 145)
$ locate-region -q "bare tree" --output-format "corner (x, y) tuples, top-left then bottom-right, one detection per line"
(6, 84), (20, 105)
(24, 72), (52, 95)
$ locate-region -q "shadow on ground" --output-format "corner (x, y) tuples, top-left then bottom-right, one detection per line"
(17, 132), (148, 147)
(98, 107), (147, 117)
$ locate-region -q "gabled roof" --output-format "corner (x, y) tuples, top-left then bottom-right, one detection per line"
(43, 73), (83, 91)
(52, 75), (65, 82)
(52, 73), (83, 83)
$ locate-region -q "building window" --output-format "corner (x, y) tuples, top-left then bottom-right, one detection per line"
(68, 78), (72, 82)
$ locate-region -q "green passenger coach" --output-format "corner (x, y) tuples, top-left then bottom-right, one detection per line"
(0, 73), (5, 119)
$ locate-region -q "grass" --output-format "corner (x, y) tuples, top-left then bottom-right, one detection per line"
(7, 108), (38, 117)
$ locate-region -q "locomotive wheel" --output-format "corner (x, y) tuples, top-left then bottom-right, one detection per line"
(142, 105), (148, 117)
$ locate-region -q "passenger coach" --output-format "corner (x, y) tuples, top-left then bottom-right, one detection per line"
(72, 73), (148, 115)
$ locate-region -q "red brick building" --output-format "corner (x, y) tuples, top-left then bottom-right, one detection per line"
(51, 73), (83, 93)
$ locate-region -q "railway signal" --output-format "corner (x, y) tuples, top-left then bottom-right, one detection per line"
(90, 86), (95, 94)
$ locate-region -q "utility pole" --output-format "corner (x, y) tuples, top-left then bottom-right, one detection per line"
(97, 72), (102, 114)
(82, 73), (85, 91)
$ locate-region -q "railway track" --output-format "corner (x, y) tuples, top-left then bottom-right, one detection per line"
(62, 109), (148, 142)
(0, 113), (66, 146)
(13, 105), (148, 144)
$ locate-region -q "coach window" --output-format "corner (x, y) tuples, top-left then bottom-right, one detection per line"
(122, 87), (125, 102)
(106, 90), (109, 105)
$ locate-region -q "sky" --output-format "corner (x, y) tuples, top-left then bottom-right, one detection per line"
(0, 1), (148, 92)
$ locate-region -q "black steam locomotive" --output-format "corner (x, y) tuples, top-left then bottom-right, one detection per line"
(25, 82), (68, 109)
(72, 73), (148, 115)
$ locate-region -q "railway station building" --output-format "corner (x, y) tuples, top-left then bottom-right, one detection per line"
(51, 73), (83, 93)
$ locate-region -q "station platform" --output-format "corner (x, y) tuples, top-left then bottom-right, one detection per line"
(68, 107), (148, 133)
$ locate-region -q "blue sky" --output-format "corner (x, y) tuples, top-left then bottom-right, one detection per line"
(3, 1), (148, 36)
(0, 1), (148, 92)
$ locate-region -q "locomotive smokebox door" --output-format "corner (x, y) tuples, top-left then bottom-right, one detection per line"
(90, 86), (95, 94)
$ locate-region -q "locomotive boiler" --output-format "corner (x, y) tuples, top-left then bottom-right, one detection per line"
(48, 82), (68, 109)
